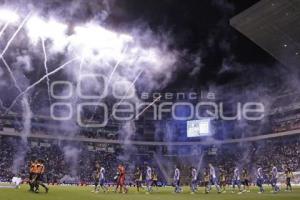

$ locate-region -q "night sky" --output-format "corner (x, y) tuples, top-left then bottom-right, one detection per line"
(107, 0), (280, 89)
(0, 0), (290, 115)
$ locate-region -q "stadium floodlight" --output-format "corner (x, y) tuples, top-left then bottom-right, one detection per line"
(0, 9), (19, 23)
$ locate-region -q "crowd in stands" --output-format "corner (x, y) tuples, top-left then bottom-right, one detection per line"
(0, 135), (299, 185)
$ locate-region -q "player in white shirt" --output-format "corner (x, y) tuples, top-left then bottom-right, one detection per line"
(174, 166), (182, 193)
(232, 167), (242, 194)
(99, 167), (108, 192)
(208, 163), (221, 193)
(190, 167), (198, 194)
(12, 176), (22, 189)
(271, 165), (280, 193)
(256, 166), (265, 194)
(145, 165), (153, 194)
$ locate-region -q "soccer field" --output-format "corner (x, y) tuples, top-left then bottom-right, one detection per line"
(0, 186), (299, 200)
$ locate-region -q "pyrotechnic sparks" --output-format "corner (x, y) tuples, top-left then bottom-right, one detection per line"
(0, 98), (6, 111)
(41, 36), (51, 104)
(0, 9), (19, 23)
(4, 57), (80, 114)
(114, 69), (144, 107)
(1, 56), (22, 92)
(135, 95), (162, 119)
(106, 46), (128, 85)
(106, 69), (144, 120)
(0, 11), (32, 58)
(0, 21), (10, 38)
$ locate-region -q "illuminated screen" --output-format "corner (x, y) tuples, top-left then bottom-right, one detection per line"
(187, 119), (211, 137)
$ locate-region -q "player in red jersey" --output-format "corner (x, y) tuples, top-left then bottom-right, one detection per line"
(115, 164), (128, 193)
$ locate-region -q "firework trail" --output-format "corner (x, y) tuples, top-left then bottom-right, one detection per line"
(0, 12), (30, 93)
(4, 57), (80, 114)
(106, 45), (128, 85)
(79, 55), (85, 74)
(0, 98), (6, 111)
(1, 57), (22, 92)
(135, 95), (162, 119)
(41, 36), (52, 104)
(0, 11), (32, 58)
(89, 47), (129, 120)
(109, 69), (144, 119)
(0, 21), (10, 38)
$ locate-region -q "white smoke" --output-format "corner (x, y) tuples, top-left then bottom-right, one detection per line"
(63, 145), (81, 176)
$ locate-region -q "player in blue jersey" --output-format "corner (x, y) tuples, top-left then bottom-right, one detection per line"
(174, 166), (182, 193)
(99, 166), (108, 192)
(190, 167), (198, 194)
(270, 165), (280, 193)
(232, 167), (242, 194)
(256, 166), (265, 194)
(145, 165), (153, 194)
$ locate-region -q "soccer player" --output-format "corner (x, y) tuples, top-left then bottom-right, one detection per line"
(145, 165), (153, 194)
(91, 163), (100, 193)
(256, 166), (265, 194)
(208, 163), (221, 193)
(285, 167), (294, 192)
(99, 166), (108, 192)
(190, 167), (197, 194)
(270, 165), (280, 193)
(219, 168), (227, 193)
(134, 167), (142, 192)
(28, 160), (36, 192)
(34, 159), (49, 193)
(241, 168), (250, 193)
(30, 160), (39, 192)
(173, 166), (182, 193)
(203, 168), (210, 194)
(152, 168), (158, 189)
(12, 174), (22, 189)
(232, 167), (242, 194)
(115, 164), (128, 194)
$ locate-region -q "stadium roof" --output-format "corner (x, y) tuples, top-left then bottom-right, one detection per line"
(230, 0), (300, 68)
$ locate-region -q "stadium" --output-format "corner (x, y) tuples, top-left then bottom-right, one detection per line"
(0, 0), (299, 200)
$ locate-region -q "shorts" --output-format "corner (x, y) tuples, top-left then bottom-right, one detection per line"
(271, 178), (277, 185)
(242, 179), (249, 186)
(152, 180), (158, 186)
(257, 178), (263, 187)
(220, 181), (226, 186)
(232, 179), (241, 186)
(286, 178), (291, 185)
(211, 178), (218, 185)
(99, 179), (105, 186)
(146, 179), (152, 185)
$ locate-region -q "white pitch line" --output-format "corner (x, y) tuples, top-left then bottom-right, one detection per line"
(0, 11), (32, 58)
(4, 57), (80, 114)
(41, 36), (51, 104)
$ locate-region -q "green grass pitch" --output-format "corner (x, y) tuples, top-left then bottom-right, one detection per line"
(0, 185), (299, 200)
